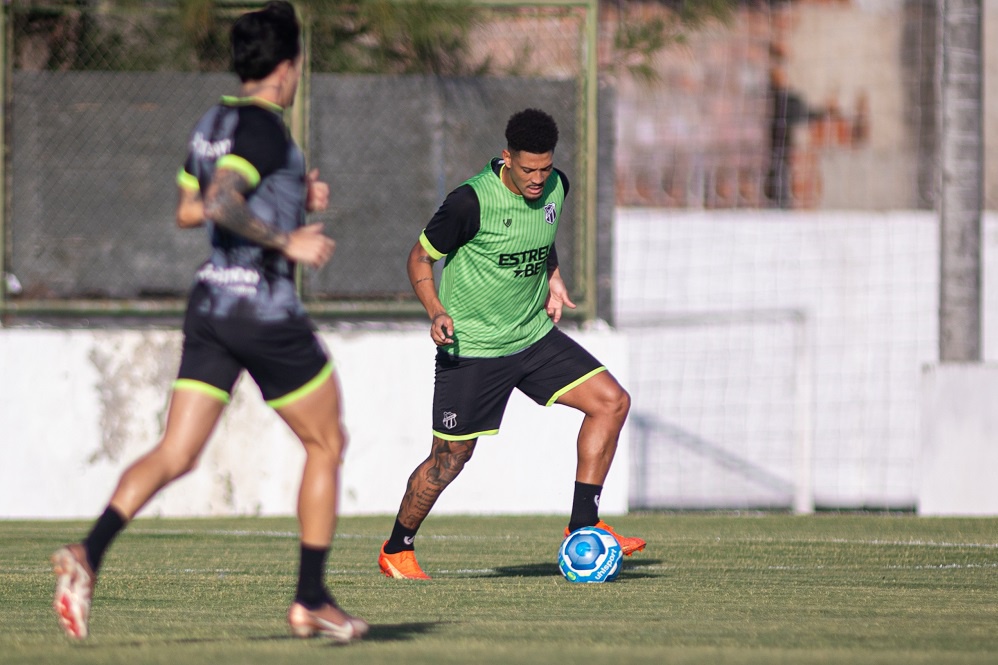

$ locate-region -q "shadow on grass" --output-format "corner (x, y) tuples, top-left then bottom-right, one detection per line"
(620, 557), (667, 579)
(491, 561), (561, 578)
(365, 621), (442, 642)
(481, 557), (666, 579)
(114, 622), (443, 648)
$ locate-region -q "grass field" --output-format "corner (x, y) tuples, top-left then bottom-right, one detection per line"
(3, 513), (997, 664)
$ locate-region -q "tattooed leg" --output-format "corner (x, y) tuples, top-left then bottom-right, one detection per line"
(397, 437), (477, 530)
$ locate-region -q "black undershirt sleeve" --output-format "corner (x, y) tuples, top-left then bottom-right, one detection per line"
(547, 169), (570, 272)
(421, 184), (481, 255)
(558, 169), (570, 197)
(547, 244), (559, 273)
(423, 168), (569, 269)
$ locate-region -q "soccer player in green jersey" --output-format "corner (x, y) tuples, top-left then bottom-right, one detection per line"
(51, 2), (367, 642)
(378, 108), (646, 579)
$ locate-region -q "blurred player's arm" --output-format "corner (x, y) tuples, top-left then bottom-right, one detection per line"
(305, 168), (329, 213)
(205, 168), (334, 268)
(175, 169), (204, 228)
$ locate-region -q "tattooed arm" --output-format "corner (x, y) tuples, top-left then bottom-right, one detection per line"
(204, 169), (289, 249)
(407, 241), (453, 346)
(408, 186), (481, 346)
(204, 168), (334, 268)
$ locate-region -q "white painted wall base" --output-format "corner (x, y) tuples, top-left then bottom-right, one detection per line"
(918, 363), (998, 516)
(0, 327), (629, 520)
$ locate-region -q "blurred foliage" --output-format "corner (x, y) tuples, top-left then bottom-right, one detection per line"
(298, 0), (487, 74)
(609, 0), (737, 82)
(177, 0), (231, 71)
(11, 0), (231, 71)
(10, 0), (734, 77)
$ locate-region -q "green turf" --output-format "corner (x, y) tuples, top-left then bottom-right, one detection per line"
(2, 513), (997, 664)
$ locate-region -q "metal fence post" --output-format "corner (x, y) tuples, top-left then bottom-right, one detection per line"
(938, 0), (983, 362)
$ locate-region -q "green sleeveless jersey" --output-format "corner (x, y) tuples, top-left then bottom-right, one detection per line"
(420, 160), (567, 357)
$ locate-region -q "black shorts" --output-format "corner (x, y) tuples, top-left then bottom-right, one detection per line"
(431, 327), (607, 440)
(176, 304), (330, 408)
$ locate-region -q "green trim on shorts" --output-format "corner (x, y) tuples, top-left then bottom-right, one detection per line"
(432, 428), (500, 441)
(266, 362), (334, 410)
(173, 379), (231, 404)
(216, 154), (261, 188)
(545, 366), (607, 407)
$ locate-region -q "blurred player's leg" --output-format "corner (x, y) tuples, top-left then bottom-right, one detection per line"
(51, 544), (94, 639)
(276, 372), (368, 642)
(52, 388), (225, 639)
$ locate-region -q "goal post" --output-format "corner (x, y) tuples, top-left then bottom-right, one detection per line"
(623, 309), (815, 514)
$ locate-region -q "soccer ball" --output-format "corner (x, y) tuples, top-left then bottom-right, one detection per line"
(558, 526), (622, 583)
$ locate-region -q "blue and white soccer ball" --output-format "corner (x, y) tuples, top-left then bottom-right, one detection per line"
(558, 526), (622, 583)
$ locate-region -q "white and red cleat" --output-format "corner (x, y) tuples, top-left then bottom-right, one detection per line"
(51, 543), (95, 639)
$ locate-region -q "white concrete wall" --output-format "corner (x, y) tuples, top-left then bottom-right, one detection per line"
(0, 327), (629, 519)
(615, 209), (998, 510)
(6, 209), (998, 514)
(919, 364), (998, 516)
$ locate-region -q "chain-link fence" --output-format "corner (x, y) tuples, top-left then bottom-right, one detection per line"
(2, 0), (605, 320)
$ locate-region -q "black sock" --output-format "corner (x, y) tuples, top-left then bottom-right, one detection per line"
(568, 481), (603, 532)
(83, 506), (127, 573)
(383, 518), (418, 554)
(295, 544), (330, 610)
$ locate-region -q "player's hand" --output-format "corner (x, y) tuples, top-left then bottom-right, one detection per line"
(284, 223), (335, 268)
(545, 272), (577, 323)
(431, 312), (455, 346)
(305, 169), (330, 213)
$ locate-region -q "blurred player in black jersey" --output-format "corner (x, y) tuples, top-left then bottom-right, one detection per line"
(51, 1), (367, 643)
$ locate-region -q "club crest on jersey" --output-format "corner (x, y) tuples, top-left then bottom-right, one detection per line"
(503, 218), (512, 227)
(544, 202), (557, 224)
(442, 411), (458, 430)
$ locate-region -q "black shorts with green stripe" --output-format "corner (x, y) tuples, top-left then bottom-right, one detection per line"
(431, 327), (606, 440)
(176, 301), (331, 408)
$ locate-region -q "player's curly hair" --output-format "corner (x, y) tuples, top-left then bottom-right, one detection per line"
(231, 1), (301, 82)
(505, 108), (559, 154)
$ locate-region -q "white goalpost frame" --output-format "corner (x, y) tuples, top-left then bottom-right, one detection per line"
(620, 308), (815, 515)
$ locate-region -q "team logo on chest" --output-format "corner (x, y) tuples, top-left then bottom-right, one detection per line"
(544, 202), (557, 224)
(503, 218), (512, 227)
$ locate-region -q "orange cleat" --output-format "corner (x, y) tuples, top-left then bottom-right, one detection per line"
(565, 520), (646, 556)
(378, 541), (431, 580)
